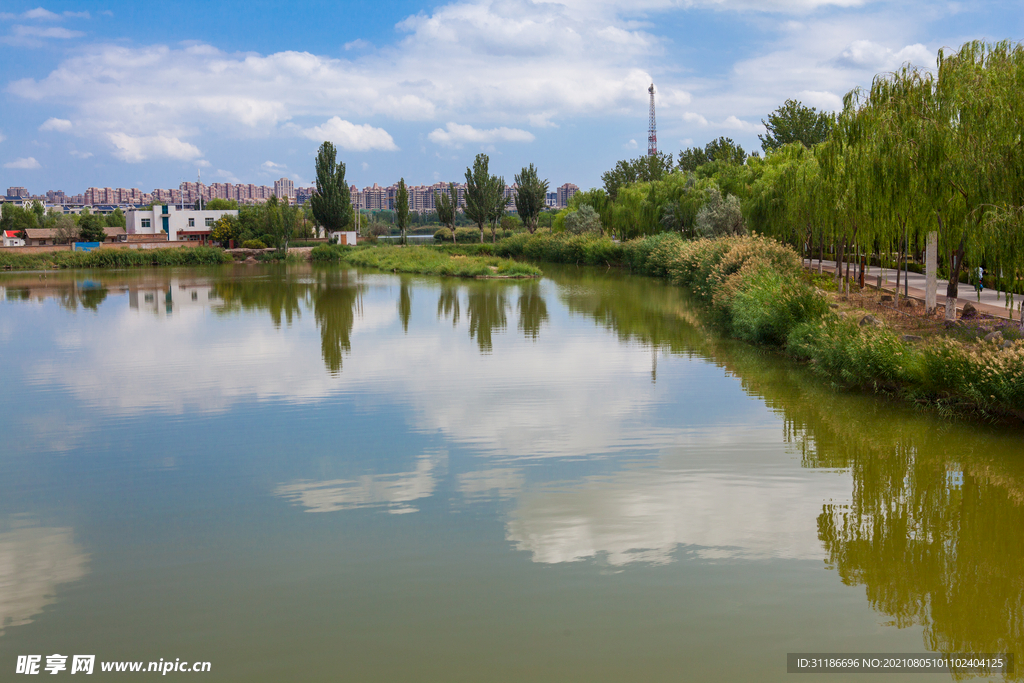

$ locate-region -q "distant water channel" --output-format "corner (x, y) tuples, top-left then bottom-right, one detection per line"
(1, 263), (1021, 682)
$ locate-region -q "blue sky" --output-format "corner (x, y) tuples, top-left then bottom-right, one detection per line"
(1, 0), (1021, 195)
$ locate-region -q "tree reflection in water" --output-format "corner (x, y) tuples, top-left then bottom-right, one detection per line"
(437, 281), (460, 328)
(398, 278), (412, 333)
(466, 282), (509, 353)
(552, 262), (1024, 670)
(313, 270), (363, 375)
(516, 281), (548, 341)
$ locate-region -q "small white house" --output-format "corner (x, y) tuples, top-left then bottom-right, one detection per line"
(328, 231), (357, 246)
(2, 230), (25, 247)
(127, 205), (238, 243)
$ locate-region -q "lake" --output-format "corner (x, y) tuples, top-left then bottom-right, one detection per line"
(1, 263), (1021, 681)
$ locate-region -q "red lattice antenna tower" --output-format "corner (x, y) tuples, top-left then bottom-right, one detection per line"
(647, 83), (657, 156)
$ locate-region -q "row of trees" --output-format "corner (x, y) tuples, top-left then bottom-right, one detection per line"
(743, 40), (1024, 315)
(1, 202), (125, 244)
(551, 39), (1021, 319)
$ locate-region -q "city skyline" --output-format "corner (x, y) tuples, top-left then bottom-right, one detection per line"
(1, 1), (1021, 193)
(5, 178), (581, 212)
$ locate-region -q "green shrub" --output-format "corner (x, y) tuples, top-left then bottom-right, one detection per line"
(728, 266), (831, 345)
(787, 318), (919, 387)
(242, 239), (267, 249)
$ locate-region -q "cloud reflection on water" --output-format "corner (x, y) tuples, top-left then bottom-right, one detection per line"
(274, 452), (445, 514)
(0, 524), (89, 637)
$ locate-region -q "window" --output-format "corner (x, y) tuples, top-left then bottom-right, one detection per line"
(188, 218), (195, 227)
(141, 219), (151, 228)
(205, 217), (214, 227)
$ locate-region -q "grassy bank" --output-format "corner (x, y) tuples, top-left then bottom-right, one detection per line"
(0, 246), (231, 270)
(310, 244), (540, 278)
(498, 231), (1024, 418)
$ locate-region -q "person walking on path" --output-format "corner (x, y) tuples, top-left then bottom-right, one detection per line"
(976, 265), (985, 295)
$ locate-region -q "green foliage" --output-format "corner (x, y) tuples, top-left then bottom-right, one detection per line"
(1, 203), (39, 233)
(0, 246), (231, 270)
(333, 245), (541, 278)
(464, 153), (494, 241)
(77, 212), (106, 243)
(564, 205), (603, 235)
(759, 99), (835, 151)
(106, 208), (126, 228)
(435, 227), (499, 243)
(514, 163), (549, 233)
(53, 215), (79, 244)
(242, 239), (267, 249)
(395, 178), (410, 245)
(205, 198), (238, 210)
(601, 152), (675, 200)
(694, 188), (746, 238)
(434, 182), (458, 236)
(310, 244), (353, 261)
(620, 232), (686, 276)
(729, 267), (831, 345)
(310, 141), (351, 233)
(211, 215), (240, 247)
(678, 137), (747, 172)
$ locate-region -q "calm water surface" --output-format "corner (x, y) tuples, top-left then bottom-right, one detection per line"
(0, 264), (1021, 682)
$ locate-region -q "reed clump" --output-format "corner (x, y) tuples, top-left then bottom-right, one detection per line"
(0, 246), (231, 270)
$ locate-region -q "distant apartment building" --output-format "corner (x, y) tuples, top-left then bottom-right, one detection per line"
(6, 187), (29, 199)
(273, 177), (295, 201)
(296, 186), (314, 205)
(556, 183), (579, 208)
(29, 177), (576, 213)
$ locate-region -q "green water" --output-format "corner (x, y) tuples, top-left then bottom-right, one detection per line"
(0, 264), (1020, 682)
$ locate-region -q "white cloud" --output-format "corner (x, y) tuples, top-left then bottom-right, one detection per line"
(39, 117), (72, 132)
(796, 89), (844, 112)
(69, 148), (92, 159)
(22, 7), (61, 20)
(6, 2), (660, 153)
(624, 139), (638, 150)
(261, 160), (285, 170)
(4, 157), (41, 169)
(344, 39), (371, 51)
(216, 169), (241, 184)
(428, 122), (534, 148)
(63, 10), (90, 19)
(196, 159), (211, 168)
(11, 25), (84, 39)
(0, 131), (5, 143)
(527, 112), (559, 128)
(107, 133), (201, 163)
(299, 117), (398, 152)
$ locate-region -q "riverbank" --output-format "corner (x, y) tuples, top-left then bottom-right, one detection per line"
(0, 245), (232, 270)
(310, 244), (541, 278)
(495, 231), (1024, 420)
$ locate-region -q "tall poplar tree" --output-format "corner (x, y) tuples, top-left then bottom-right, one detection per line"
(395, 178), (410, 245)
(464, 154), (492, 243)
(514, 164), (548, 234)
(310, 141), (351, 236)
(435, 182), (458, 242)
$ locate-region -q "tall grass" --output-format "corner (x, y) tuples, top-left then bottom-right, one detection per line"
(310, 244), (540, 278)
(0, 246), (231, 270)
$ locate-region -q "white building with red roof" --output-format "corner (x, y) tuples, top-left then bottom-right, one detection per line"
(2, 230), (25, 247)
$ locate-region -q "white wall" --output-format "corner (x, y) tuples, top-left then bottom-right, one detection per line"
(127, 206), (237, 242)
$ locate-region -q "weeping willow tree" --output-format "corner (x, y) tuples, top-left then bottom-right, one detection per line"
(750, 40), (1024, 319)
(746, 143), (823, 265)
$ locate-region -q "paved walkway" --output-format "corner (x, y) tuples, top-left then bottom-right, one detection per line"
(807, 259), (1022, 321)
